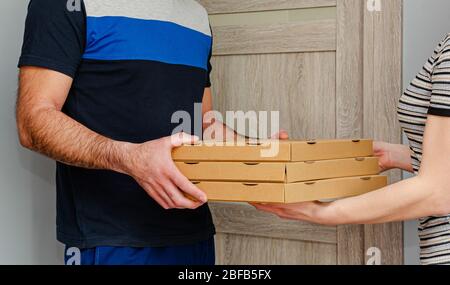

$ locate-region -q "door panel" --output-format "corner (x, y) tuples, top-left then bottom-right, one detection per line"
(362, 0), (404, 265)
(198, 0), (337, 14)
(211, 52), (336, 139)
(216, 234), (337, 265)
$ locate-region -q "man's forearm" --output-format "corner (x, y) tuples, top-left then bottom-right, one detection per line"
(19, 106), (132, 174)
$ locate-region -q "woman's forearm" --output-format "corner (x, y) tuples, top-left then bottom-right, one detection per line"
(328, 176), (448, 225)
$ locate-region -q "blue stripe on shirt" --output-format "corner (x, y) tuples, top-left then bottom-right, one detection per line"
(83, 16), (212, 70)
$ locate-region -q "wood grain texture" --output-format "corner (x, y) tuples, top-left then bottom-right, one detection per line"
(336, 0), (364, 139)
(362, 0), (404, 265)
(212, 20), (336, 55)
(198, 0), (337, 14)
(210, 203), (337, 244)
(337, 225), (365, 264)
(211, 52), (336, 139)
(215, 234), (336, 265)
(335, 0), (366, 265)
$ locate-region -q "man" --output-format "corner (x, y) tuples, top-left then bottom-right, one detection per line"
(16, 0), (218, 265)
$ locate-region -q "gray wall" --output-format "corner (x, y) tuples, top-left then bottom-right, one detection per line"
(403, 0), (450, 265)
(0, 0), (63, 264)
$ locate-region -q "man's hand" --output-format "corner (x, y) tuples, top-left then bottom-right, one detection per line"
(123, 133), (208, 210)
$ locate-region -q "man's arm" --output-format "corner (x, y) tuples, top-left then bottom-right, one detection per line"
(17, 67), (128, 172)
(17, 67), (207, 210)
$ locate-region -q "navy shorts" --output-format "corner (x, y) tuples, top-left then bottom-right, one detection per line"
(64, 238), (215, 265)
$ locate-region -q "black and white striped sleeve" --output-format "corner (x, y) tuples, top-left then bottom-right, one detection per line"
(429, 35), (450, 117)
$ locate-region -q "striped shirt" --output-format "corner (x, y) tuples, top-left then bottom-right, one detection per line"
(398, 34), (450, 265)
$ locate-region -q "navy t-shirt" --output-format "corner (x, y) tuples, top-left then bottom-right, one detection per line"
(18, 0), (215, 248)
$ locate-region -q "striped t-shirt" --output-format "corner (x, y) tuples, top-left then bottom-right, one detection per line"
(398, 34), (450, 265)
(18, 0), (215, 248)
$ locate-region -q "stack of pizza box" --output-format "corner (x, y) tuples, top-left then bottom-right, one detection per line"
(172, 139), (387, 203)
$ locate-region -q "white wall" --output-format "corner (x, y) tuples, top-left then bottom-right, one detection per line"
(403, 0), (450, 265)
(0, 0), (64, 264)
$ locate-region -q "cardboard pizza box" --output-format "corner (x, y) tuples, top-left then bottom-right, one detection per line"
(190, 175), (387, 203)
(172, 139), (373, 162)
(176, 157), (380, 183)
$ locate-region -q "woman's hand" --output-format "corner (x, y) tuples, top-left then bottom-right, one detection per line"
(373, 141), (395, 172)
(251, 201), (338, 226)
(373, 141), (414, 173)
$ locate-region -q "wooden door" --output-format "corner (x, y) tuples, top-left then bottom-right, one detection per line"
(199, 0), (404, 265)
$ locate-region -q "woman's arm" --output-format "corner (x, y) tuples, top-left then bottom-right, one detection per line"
(253, 115), (450, 225)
